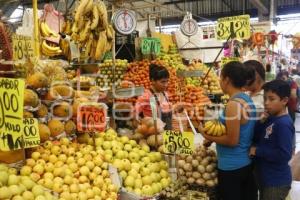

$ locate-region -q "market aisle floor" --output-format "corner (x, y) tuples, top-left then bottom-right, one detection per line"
(295, 113), (300, 153)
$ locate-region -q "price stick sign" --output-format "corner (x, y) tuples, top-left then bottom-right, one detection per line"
(221, 57), (240, 67)
(163, 130), (195, 155)
(12, 34), (34, 60)
(77, 103), (107, 132)
(0, 78), (25, 151)
(216, 15), (250, 40)
(141, 38), (161, 55)
(22, 118), (40, 148)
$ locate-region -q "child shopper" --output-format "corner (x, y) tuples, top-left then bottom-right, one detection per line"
(250, 79), (295, 200)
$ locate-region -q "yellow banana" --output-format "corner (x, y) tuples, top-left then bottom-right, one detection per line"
(84, 34), (93, 58)
(42, 40), (61, 53)
(84, 0), (93, 14)
(214, 123), (222, 136)
(75, 0), (89, 22)
(94, 31), (107, 60)
(41, 45), (62, 56)
(97, 1), (108, 30)
(203, 121), (214, 132)
(79, 20), (91, 42)
(220, 123), (226, 135)
(90, 5), (100, 30)
(106, 25), (114, 40)
(40, 22), (51, 37)
(206, 123), (217, 136)
(42, 22), (59, 37)
(105, 41), (113, 52)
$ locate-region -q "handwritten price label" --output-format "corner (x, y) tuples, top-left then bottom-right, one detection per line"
(0, 78), (25, 151)
(163, 130), (194, 155)
(216, 15), (250, 40)
(77, 103), (107, 132)
(141, 38), (161, 55)
(12, 34), (34, 60)
(23, 118), (40, 148)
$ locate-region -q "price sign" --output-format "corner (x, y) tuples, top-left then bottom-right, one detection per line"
(216, 15), (250, 40)
(12, 34), (34, 60)
(163, 130), (195, 155)
(141, 38), (161, 55)
(77, 103), (107, 132)
(0, 78), (25, 151)
(23, 118), (40, 148)
(221, 57), (240, 67)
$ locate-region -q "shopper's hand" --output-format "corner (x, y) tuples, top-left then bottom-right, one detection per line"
(203, 139), (213, 148)
(260, 111), (269, 123)
(249, 146), (257, 157)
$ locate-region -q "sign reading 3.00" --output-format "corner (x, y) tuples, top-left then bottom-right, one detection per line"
(163, 130), (195, 155)
(216, 15), (250, 40)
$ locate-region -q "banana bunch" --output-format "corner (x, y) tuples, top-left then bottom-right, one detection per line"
(40, 21), (62, 57)
(203, 120), (226, 136)
(41, 40), (62, 57)
(64, 0), (113, 61)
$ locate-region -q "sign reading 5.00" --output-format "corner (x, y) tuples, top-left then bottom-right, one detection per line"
(141, 38), (161, 55)
(23, 118), (40, 148)
(0, 78), (25, 151)
(216, 15), (250, 40)
(163, 130), (195, 155)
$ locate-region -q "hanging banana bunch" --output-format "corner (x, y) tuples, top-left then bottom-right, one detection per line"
(61, 0), (113, 61)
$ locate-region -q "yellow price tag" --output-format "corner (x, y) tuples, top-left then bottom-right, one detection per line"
(23, 118), (40, 148)
(163, 130), (194, 155)
(221, 57), (240, 67)
(12, 34), (34, 60)
(0, 78), (25, 151)
(216, 15), (250, 40)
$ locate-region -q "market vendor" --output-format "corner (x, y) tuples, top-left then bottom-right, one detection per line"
(135, 64), (173, 130)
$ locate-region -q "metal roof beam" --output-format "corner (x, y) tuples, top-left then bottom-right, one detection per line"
(250, 0), (268, 15)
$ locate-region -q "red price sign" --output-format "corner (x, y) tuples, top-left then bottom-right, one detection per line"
(77, 105), (107, 132)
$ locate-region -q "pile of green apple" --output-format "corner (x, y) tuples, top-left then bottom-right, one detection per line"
(96, 129), (171, 197)
(0, 164), (58, 200)
(20, 137), (118, 200)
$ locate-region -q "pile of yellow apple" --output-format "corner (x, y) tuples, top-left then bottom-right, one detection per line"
(20, 137), (118, 200)
(0, 164), (58, 200)
(95, 129), (171, 197)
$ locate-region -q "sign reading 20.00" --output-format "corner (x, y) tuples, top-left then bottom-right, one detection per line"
(0, 78), (25, 151)
(163, 130), (195, 155)
(216, 15), (250, 40)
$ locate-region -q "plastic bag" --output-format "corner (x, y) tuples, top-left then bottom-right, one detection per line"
(136, 117), (165, 135)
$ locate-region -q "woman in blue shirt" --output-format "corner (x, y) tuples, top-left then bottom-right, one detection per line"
(200, 61), (257, 200)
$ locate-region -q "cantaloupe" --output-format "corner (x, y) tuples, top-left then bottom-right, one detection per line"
(38, 123), (51, 142)
(23, 111), (34, 118)
(65, 120), (77, 135)
(36, 104), (48, 118)
(24, 89), (39, 108)
(50, 85), (74, 99)
(53, 102), (72, 118)
(27, 72), (48, 89)
(48, 119), (64, 137)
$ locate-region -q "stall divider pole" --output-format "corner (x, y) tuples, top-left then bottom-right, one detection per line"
(33, 0), (40, 58)
(111, 4), (117, 130)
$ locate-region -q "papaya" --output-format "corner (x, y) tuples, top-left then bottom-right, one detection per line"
(38, 123), (51, 142)
(24, 89), (39, 108)
(48, 119), (64, 137)
(27, 72), (48, 89)
(72, 97), (89, 117)
(36, 104), (48, 118)
(53, 102), (72, 118)
(65, 120), (77, 135)
(23, 111), (34, 118)
(50, 85), (75, 99)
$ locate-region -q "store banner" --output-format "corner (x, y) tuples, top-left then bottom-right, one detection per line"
(0, 78), (25, 151)
(22, 118), (40, 148)
(77, 103), (107, 132)
(216, 15), (251, 40)
(163, 130), (195, 155)
(12, 34), (34, 60)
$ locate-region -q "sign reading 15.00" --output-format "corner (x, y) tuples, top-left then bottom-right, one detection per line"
(216, 15), (250, 40)
(141, 38), (161, 55)
(163, 130), (195, 155)
(0, 78), (25, 151)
